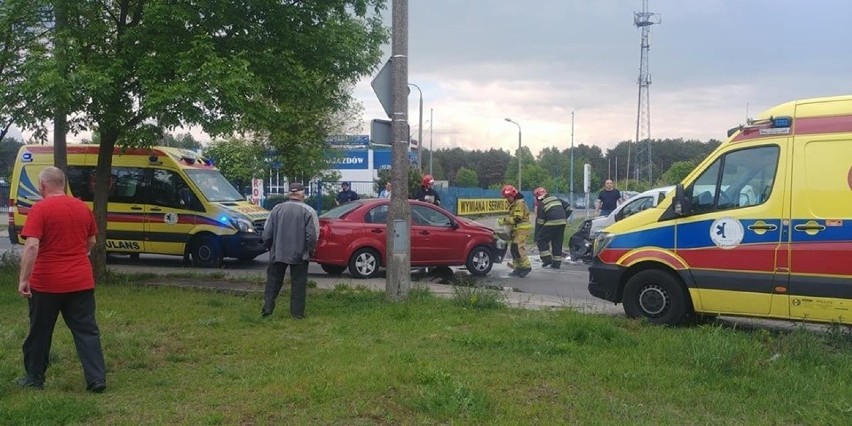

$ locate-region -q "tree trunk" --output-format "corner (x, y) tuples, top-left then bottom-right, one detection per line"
(90, 130), (117, 282)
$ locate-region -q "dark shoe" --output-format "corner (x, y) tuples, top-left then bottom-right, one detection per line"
(541, 259), (553, 267)
(516, 268), (532, 278)
(16, 376), (44, 390)
(87, 379), (107, 393)
(550, 263), (561, 269)
(261, 309), (272, 318)
(508, 269), (520, 277)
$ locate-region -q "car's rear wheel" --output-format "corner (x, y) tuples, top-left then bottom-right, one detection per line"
(348, 248), (381, 279)
(320, 264), (346, 276)
(466, 246), (493, 276)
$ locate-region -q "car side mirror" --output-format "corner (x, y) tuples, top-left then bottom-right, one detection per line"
(450, 219), (459, 230)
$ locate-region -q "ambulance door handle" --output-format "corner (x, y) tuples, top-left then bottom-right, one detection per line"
(794, 224), (825, 231)
(794, 221), (826, 236)
(130, 206), (143, 211)
(748, 224), (777, 231)
(149, 207), (162, 212)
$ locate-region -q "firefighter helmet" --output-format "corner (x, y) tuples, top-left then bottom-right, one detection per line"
(501, 184), (518, 199)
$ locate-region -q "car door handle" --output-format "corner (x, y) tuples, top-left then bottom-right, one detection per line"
(131, 206), (143, 211)
(371, 228), (383, 234)
(419, 231), (429, 235)
(150, 207), (162, 212)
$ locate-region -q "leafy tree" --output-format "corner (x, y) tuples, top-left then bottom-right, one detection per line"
(661, 160), (697, 185)
(163, 132), (202, 151)
(0, 0), (52, 142)
(0, 138), (24, 178)
(453, 167), (478, 188)
(376, 166), (422, 198)
(14, 0), (388, 278)
(203, 138), (268, 194)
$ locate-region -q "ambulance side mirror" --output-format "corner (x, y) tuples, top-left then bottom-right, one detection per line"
(674, 184), (689, 216)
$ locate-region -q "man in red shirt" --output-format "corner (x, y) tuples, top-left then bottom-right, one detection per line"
(17, 167), (106, 393)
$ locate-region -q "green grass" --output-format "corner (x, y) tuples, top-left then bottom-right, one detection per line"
(1, 264), (850, 425)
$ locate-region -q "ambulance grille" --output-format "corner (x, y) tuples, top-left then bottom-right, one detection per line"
(253, 219), (266, 233)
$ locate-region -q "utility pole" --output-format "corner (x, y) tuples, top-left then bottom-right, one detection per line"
(386, 0), (411, 301)
(429, 108), (434, 176)
(409, 83), (423, 171)
(570, 111), (575, 199)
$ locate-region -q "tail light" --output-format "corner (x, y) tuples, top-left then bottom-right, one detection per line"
(7, 199), (15, 226)
(319, 221), (330, 240)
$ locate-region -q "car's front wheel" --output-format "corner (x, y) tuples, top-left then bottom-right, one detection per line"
(190, 235), (223, 268)
(622, 269), (690, 325)
(466, 246), (493, 276)
(348, 248), (381, 279)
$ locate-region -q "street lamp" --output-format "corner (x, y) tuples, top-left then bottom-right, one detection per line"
(504, 118), (522, 190)
(408, 83), (423, 171)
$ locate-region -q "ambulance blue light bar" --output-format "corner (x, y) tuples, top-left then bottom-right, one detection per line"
(772, 116), (792, 128)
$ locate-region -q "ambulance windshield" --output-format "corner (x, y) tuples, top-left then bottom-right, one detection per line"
(184, 169), (244, 202)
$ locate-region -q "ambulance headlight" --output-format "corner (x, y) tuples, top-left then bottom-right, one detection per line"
(230, 216), (256, 233)
(592, 232), (615, 258)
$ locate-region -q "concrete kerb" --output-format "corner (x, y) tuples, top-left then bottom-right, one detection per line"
(108, 262), (622, 316)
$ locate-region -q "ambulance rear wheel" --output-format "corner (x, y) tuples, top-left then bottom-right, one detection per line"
(623, 269), (689, 326)
(191, 235), (223, 268)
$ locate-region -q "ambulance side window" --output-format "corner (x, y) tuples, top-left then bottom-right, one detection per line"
(67, 167), (94, 201)
(111, 168), (145, 204)
(150, 169), (201, 210)
(688, 146), (779, 214)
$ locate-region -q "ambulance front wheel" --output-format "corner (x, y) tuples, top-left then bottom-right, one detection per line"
(190, 234), (223, 268)
(622, 269), (689, 326)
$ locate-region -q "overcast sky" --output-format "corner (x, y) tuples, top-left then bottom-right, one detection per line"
(354, 0), (852, 156)
(11, 1), (850, 156)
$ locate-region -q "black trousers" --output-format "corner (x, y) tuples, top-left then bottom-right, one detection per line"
(536, 225), (566, 265)
(263, 261), (309, 318)
(23, 289), (106, 387)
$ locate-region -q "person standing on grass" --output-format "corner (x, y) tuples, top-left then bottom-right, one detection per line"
(17, 167), (107, 393)
(262, 182), (318, 319)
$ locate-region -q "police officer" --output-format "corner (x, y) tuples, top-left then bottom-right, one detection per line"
(533, 187), (568, 269)
(335, 182), (359, 205)
(498, 184), (532, 277)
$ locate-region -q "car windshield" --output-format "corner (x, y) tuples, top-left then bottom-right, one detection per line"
(320, 201), (362, 219)
(184, 169), (244, 202)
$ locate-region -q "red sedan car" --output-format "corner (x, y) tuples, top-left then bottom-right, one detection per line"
(312, 199), (502, 278)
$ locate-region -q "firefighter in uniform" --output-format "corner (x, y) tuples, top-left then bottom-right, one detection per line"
(498, 184), (532, 277)
(533, 187), (568, 269)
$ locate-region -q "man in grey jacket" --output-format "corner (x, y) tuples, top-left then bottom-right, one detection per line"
(261, 182), (318, 318)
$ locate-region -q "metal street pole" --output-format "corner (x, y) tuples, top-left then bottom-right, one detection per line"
(504, 118), (522, 190)
(570, 111), (575, 200)
(386, 0), (410, 301)
(429, 108), (434, 176)
(409, 83), (423, 171)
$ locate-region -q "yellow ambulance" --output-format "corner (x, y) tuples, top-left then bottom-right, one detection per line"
(9, 145), (269, 267)
(589, 95), (852, 325)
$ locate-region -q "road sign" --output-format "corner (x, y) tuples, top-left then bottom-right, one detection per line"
(371, 59), (394, 118)
(370, 119), (392, 146)
(251, 178), (264, 206)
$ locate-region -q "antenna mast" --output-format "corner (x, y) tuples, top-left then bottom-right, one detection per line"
(626, 0), (660, 190)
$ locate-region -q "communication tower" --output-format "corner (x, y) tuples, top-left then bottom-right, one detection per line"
(627, 0), (660, 188)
